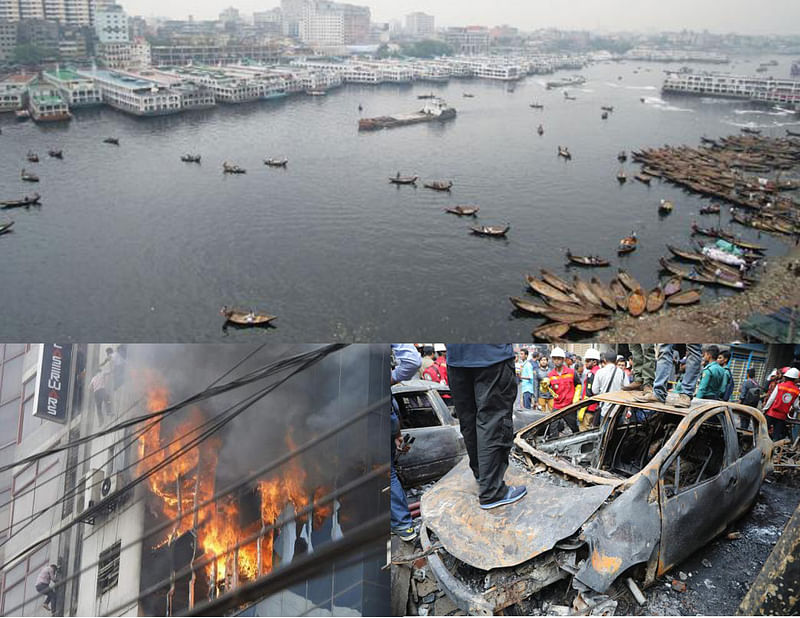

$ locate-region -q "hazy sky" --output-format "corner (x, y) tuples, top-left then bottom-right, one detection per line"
(122, 0), (800, 35)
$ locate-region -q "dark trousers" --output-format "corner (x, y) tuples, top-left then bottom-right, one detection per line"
(36, 582), (56, 608)
(448, 359), (516, 505)
(767, 416), (788, 441)
(522, 391), (532, 409)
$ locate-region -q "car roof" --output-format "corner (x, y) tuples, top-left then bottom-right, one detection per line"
(392, 379), (450, 394)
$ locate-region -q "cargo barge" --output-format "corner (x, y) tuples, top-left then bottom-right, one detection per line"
(358, 97), (456, 131)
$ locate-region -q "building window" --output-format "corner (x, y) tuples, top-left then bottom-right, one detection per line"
(97, 541), (121, 595)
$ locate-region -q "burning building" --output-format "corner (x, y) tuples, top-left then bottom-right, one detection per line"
(0, 344), (390, 617)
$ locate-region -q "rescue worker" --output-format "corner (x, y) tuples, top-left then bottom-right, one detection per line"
(434, 344), (448, 386)
(448, 345), (527, 509)
(578, 349), (601, 430)
(419, 345), (436, 377)
(548, 347), (582, 431)
(762, 367), (800, 442)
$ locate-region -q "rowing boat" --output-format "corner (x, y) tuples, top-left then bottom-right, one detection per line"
(573, 276), (603, 307)
(666, 289), (701, 306)
(542, 310), (599, 324)
(424, 180), (453, 191)
(470, 225), (509, 237)
(545, 298), (611, 316)
(540, 269), (573, 295)
(389, 175), (418, 185)
(627, 288), (647, 317)
(617, 269), (642, 292)
(1, 193), (40, 208)
(445, 205), (479, 216)
(659, 199), (674, 214)
(663, 277), (682, 296)
(264, 158), (288, 167)
(571, 317), (612, 333)
(526, 276), (580, 304)
(532, 322), (570, 341)
(220, 307), (277, 326)
(0, 221), (14, 235)
(509, 296), (549, 315)
(646, 286), (665, 312)
(566, 250), (610, 267)
(609, 278), (629, 310)
(590, 278), (617, 311)
(617, 234), (638, 255)
(667, 244), (704, 263)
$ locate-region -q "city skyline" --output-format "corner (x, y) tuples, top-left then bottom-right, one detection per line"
(119, 0), (800, 36)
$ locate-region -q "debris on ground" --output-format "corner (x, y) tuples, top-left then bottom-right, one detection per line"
(671, 580), (687, 593)
(701, 558), (712, 568)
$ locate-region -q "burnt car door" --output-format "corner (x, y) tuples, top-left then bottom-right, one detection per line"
(394, 388), (465, 487)
(726, 407), (769, 520)
(657, 409), (740, 573)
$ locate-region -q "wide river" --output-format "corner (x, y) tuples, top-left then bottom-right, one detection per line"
(1, 55), (798, 342)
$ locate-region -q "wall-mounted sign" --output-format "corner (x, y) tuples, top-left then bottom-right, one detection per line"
(34, 344), (72, 423)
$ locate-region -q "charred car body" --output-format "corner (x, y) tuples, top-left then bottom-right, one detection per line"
(420, 392), (773, 615)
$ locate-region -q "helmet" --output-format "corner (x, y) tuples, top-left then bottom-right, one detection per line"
(584, 348), (601, 361)
(434, 344), (446, 353)
(550, 347), (566, 358)
(784, 367), (800, 380)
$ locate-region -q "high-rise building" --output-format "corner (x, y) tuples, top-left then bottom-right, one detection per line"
(405, 11), (434, 39)
(0, 19), (18, 61)
(445, 26), (490, 55)
(253, 7), (283, 36)
(94, 3), (127, 43)
(280, 0), (306, 38)
(299, 0), (370, 48)
(0, 0), (109, 25)
(218, 6), (239, 26)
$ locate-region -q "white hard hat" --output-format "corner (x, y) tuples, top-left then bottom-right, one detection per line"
(785, 367), (800, 380)
(434, 344), (446, 353)
(550, 347), (566, 358)
(584, 348), (601, 361)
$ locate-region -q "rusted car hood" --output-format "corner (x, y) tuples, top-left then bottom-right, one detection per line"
(421, 458), (614, 570)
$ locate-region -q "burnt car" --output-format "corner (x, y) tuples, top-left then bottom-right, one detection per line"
(393, 379), (465, 487)
(419, 391), (773, 615)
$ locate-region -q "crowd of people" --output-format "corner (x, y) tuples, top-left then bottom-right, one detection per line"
(391, 343), (799, 542)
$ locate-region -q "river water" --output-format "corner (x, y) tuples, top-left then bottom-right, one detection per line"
(1, 55), (798, 342)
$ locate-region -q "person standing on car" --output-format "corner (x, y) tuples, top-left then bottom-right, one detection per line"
(717, 349), (735, 402)
(763, 367), (800, 442)
(390, 344), (422, 541)
(637, 345), (703, 408)
(548, 347), (582, 430)
(695, 345), (725, 400)
(448, 345), (527, 510)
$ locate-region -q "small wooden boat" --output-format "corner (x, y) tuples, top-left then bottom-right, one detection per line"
(609, 278), (628, 310)
(566, 250), (609, 267)
(223, 162), (246, 174)
(564, 94), (577, 101)
(740, 127), (761, 135)
(470, 225), (509, 237)
(558, 146), (572, 160)
(417, 93), (436, 100)
(543, 310), (598, 324)
(786, 129), (800, 137)
(220, 307), (277, 327)
(617, 234), (638, 255)
(601, 111), (609, 120)
(590, 277), (617, 311)
(617, 151), (627, 162)
(667, 244), (704, 263)
(540, 269), (573, 295)
(529, 103), (544, 109)
(646, 286), (665, 313)
(306, 89), (327, 96)
(526, 275), (579, 305)
(264, 158), (288, 168)
(104, 137), (120, 145)
(571, 317), (612, 333)
(699, 204), (721, 215)
(635, 173), (652, 185)
(181, 154), (201, 163)
(26, 152), (39, 163)
(617, 170), (627, 183)
(1, 193), (40, 208)
(627, 288), (647, 317)
(617, 269), (642, 292)
(573, 276), (603, 308)
(667, 289), (702, 306)
(537, 125), (544, 136)
(445, 205), (479, 216)
(389, 175), (418, 185)
(0, 221), (15, 235)
(601, 106), (614, 112)
(48, 149), (63, 159)
(15, 109), (30, 121)
(509, 296), (549, 315)
(462, 93), (475, 98)
(659, 199), (674, 214)
(20, 170), (39, 182)
(663, 277), (682, 297)
(424, 180), (453, 192)
(532, 322), (570, 341)
(545, 298), (610, 316)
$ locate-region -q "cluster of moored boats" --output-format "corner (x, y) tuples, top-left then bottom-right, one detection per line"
(511, 269), (702, 340)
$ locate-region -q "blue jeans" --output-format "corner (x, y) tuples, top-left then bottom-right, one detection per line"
(522, 391), (533, 409)
(390, 420), (413, 531)
(654, 344), (702, 401)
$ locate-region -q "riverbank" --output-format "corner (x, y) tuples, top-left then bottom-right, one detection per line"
(607, 244), (800, 341)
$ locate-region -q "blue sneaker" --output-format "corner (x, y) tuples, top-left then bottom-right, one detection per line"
(392, 526), (418, 542)
(480, 485), (527, 510)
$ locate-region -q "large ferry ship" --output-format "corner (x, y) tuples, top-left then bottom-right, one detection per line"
(358, 98), (456, 131)
(545, 75), (586, 89)
(662, 71), (800, 109)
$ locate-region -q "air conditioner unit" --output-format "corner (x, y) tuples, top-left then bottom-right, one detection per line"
(84, 469), (103, 511)
(100, 473), (119, 500)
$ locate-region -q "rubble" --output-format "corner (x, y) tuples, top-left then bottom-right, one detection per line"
(671, 580), (687, 593)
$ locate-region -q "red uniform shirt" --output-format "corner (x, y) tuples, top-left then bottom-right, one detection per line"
(766, 380), (800, 421)
(548, 366), (580, 410)
(583, 365), (600, 412)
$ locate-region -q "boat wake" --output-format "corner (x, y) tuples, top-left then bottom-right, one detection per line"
(734, 108), (794, 117)
(605, 83), (658, 91)
(723, 118), (800, 129)
(642, 96), (693, 112)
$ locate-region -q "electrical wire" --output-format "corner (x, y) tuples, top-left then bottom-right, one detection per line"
(0, 343), (294, 543)
(0, 344), (347, 475)
(0, 344), (350, 566)
(0, 398), (388, 618)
